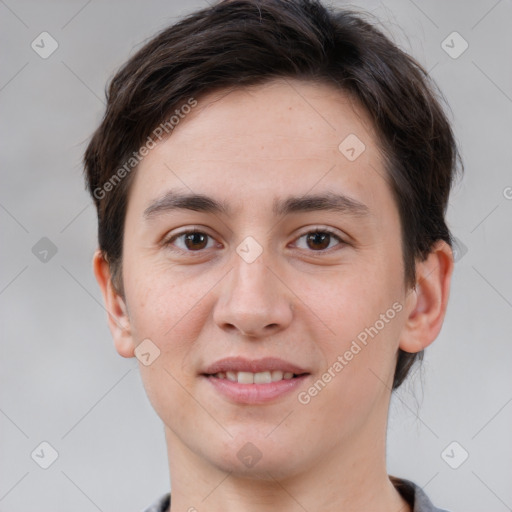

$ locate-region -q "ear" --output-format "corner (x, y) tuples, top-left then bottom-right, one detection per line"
(399, 240), (454, 354)
(92, 249), (135, 358)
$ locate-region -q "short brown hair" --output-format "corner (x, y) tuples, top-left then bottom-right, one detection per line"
(83, 0), (462, 389)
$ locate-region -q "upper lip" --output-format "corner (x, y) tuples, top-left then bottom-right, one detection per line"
(202, 357), (310, 375)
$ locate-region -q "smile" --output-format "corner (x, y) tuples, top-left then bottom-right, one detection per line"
(209, 370), (300, 384)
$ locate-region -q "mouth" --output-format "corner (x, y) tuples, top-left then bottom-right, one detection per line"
(200, 357), (311, 404)
(204, 370), (307, 384)
(202, 356), (309, 376)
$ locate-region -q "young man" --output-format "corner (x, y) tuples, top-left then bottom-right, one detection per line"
(84, 1), (460, 510)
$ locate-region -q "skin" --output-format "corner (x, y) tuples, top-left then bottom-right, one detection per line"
(94, 79), (453, 512)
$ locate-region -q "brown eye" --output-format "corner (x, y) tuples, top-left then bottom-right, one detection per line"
(165, 230), (216, 253)
(183, 232), (208, 250)
(294, 229), (344, 252)
(306, 232), (331, 250)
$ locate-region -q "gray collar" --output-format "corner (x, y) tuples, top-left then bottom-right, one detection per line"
(141, 477), (450, 512)
(391, 477), (451, 512)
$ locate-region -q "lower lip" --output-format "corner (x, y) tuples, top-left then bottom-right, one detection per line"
(203, 375), (309, 404)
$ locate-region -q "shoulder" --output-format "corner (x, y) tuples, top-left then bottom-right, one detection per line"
(391, 476), (451, 512)
(140, 481), (451, 512)
(140, 491), (170, 512)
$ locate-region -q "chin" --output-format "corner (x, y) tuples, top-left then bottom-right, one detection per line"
(206, 434), (306, 480)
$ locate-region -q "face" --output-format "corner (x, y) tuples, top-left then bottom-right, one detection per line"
(112, 80), (416, 478)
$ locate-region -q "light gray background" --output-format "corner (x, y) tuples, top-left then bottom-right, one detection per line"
(1, 0), (511, 511)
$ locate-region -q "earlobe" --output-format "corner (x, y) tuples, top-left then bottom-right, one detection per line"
(92, 249), (135, 358)
(399, 241), (454, 354)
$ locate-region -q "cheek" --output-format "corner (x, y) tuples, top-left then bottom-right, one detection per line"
(124, 263), (204, 342)
(124, 270), (209, 424)
(300, 258), (405, 399)
(305, 262), (399, 337)
(299, 309), (404, 438)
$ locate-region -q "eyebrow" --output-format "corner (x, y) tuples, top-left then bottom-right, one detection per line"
(143, 190), (370, 219)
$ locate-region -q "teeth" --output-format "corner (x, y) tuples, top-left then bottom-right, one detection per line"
(238, 371), (255, 384)
(212, 370), (297, 383)
(271, 370), (283, 381)
(254, 371), (272, 384)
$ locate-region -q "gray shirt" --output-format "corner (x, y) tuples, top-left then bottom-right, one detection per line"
(140, 478), (451, 512)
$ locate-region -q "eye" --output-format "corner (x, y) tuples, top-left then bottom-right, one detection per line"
(164, 229), (218, 253)
(293, 228), (345, 252)
(163, 227), (346, 255)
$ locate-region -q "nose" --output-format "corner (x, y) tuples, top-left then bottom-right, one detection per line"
(213, 250), (293, 338)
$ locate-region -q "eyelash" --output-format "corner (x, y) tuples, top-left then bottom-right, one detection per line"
(163, 227), (346, 256)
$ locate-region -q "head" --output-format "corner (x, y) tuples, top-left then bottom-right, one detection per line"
(86, 0), (459, 479)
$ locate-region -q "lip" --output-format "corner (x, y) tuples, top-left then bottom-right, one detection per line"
(202, 356), (309, 375)
(201, 357), (310, 405)
(203, 373), (310, 404)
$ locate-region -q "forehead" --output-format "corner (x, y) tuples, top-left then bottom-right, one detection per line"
(128, 79), (392, 218)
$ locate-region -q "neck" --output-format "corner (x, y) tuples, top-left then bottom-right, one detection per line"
(164, 413), (410, 512)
